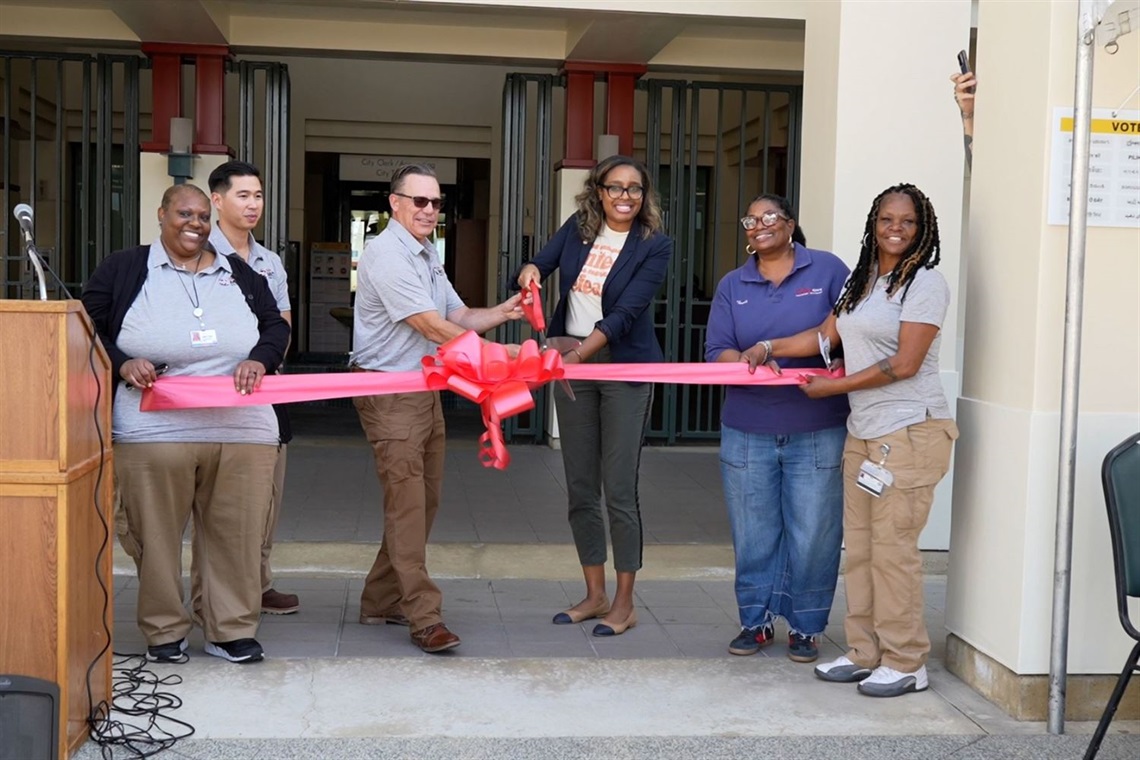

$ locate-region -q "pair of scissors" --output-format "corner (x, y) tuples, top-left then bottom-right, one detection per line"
(523, 280), (576, 400)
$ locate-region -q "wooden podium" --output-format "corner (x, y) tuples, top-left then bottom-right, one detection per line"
(0, 300), (113, 759)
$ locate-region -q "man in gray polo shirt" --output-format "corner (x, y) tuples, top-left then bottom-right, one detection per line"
(353, 163), (523, 653)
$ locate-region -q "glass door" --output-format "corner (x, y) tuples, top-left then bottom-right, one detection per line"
(341, 181), (452, 293)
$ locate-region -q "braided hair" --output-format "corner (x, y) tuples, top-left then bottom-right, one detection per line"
(833, 183), (941, 315)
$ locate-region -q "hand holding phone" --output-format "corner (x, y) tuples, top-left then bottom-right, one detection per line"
(956, 50), (975, 93)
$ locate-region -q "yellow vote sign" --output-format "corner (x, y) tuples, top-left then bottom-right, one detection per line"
(1049, 107), (1140, 228)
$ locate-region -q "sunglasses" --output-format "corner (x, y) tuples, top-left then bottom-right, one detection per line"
(393, 192), (444, 210)
(740, 211), (790, 230)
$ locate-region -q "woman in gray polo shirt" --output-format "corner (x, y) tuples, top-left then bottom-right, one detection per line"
(82, 184), (289, 666)
(758, 183), (959, 698)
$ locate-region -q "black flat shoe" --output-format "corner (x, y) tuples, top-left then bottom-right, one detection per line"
(592, 610), (638, 637)
(552, 597), (609, 625)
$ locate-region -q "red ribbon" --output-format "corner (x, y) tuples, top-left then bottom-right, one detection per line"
(421, 332), (563, 469)
(141, 332), (840, 470)
(522, 281), (545, 333)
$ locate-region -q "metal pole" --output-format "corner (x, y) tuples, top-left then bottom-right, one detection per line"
(1047, 0), (1096, 735)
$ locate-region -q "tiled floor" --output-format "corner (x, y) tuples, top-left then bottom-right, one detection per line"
(278, 406), (729, 545)
(83, 409), (1140, 760)
(112, 405), (950, 661)
(110, 575), (948, 664)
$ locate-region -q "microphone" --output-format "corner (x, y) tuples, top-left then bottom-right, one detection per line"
(13, 203), (34, 240)
(12, 203), (47, 300)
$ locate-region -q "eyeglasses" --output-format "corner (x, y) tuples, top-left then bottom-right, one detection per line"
(601, 184), (645, 200)
(740, 212), (790, 230)
(392, 192), (443, 210)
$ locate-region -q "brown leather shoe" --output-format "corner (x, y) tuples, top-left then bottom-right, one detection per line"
(359, 611), (411, 626)
(410, 623), (460, 653)
(261, 589), (300, 615)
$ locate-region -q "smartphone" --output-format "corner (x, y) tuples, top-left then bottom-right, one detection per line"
(957, 50), (975, 93)
(154, 362), (169, 376)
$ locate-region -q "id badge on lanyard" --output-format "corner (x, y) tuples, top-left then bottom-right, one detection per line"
(856, 443), (895, 497)
(191, 329), (218, 347)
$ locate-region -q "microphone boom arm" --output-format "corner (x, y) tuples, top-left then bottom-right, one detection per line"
(25, 240), (48, 301)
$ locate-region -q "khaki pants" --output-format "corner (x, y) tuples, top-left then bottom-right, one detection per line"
(841, 417), (958, 673)
(261, 444), (288, 591)
(189, 443), (287, 615)
(115, 442), (276, 645)
(354, 390), (446, 633)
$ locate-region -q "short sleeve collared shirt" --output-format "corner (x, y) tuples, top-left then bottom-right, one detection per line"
(352, 219), (464, 372)
(837, 267), (952, 439)
(208, 225), (291, 314)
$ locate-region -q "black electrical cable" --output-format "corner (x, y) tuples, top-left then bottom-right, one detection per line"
(81, 327), (195, 758)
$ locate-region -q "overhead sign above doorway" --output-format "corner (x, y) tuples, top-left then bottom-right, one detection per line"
(339, 155), (458, 184)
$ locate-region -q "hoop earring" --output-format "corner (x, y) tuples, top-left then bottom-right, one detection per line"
(746, 244), (758, 256)
(861, 233), (871, 249)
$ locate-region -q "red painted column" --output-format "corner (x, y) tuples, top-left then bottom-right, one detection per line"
(559, 64), (596, 169)
(557, 62), (648, 167)
(140, 43), (232, 155)
(193, 51), (229, 154)
(140, 47), (181, 153)
(605, 67), (646, 157)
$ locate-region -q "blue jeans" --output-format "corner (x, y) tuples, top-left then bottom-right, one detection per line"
(719, 424), (846, 635)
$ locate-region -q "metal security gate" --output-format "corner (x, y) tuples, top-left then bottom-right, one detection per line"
(495, 73), (801, 443)
(235, 61), (290, 258)
(642, 80), (802, 441)
(0, 54), (288, 301)
(1, 51), (141, 298)
(497, 72), (558, 441)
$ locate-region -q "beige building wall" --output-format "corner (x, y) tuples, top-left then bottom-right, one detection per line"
(947, 0), (1140, 677)
(138, 153), (231, 248)
(799, 0), (973, 549)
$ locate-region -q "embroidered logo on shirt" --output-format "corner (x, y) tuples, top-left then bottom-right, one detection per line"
(735, 299), (748, 305)
(218, 272), (235, 287)
(795, 287), (824, 297)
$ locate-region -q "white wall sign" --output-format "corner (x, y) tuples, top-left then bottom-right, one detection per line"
(338, 154), (458, 185)
(1048, 107), (1140, 227)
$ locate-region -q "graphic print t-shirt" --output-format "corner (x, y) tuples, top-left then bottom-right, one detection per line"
(565, 224), (629, 337)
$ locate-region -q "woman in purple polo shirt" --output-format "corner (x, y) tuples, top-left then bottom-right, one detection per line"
(705, 194), (850, 663)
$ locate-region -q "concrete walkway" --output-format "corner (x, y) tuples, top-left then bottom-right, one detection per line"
(78, 409), (1140, 759)
(83, 573), (1139, 759)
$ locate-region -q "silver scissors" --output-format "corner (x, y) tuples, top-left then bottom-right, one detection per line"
(541, 336), (578, 401)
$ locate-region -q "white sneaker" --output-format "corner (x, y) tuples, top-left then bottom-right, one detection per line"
(856, 664), (928, 697)
(814, 655), (873, 683)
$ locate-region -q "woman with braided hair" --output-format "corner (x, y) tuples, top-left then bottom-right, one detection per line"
(747, 183), (958, 698)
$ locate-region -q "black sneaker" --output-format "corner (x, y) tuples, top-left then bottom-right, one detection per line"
(788, 631), (819, 663)
(728, 623), (776, 656)
(146, 638), (188, 663)
(204, 638), (264, 663)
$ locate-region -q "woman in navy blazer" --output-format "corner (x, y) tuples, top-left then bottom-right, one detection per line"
(517, 155), (672, 636)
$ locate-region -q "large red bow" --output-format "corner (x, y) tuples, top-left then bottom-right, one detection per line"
(422, 332), (562, 470)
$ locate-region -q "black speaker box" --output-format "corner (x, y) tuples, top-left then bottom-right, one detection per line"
(0, 675), (59, 760)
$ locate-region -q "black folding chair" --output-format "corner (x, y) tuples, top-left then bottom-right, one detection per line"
(1084, 432), (1140, 760)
